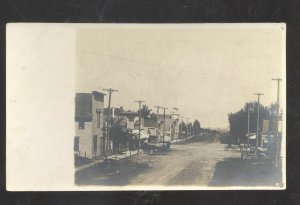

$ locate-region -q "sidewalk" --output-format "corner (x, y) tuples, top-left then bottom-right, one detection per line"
(75, 150), (139, 172)
(171, 135), (194, 143)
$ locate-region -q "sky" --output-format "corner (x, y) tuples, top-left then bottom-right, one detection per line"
(75, 24), (285, 129)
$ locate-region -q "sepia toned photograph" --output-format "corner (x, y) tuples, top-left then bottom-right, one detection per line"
(73, 24), (286, 189)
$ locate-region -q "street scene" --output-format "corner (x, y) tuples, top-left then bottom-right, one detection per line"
(74, 25), (285, 188)
(76, 133), (280, 187)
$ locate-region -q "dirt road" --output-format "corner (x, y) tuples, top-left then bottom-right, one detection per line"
(129, 142), (239, 186)
(76, 141), (242, 186)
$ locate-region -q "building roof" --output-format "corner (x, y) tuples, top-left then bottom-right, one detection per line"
(92, 91), (105, 102)
(92, 91), (106, 96)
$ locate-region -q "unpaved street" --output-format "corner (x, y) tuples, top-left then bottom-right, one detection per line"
(76, 140), (248, 186)
(129, 142), (239, 186)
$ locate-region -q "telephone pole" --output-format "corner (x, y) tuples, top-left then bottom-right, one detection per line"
(172, 108), (179, 121)
(172, 107), (179, 141)
(154, 106), (162, 115)
(254, 93), (264, 148)
(154, 105), (162, 142)
(162, 107), (168, 142)
(272, 78), (282, 168)
(135, 100), (145, 154)
(103, 88), (118, 156)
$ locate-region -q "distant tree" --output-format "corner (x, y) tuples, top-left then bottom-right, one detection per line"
(193, 119), (201, 135)
(268, 102), (278, 135)
(179, 121), (187, 139)
(179, 121), (187, 132)
(188, 123), (193, 134)
(228, 102), (277, 144)
(139, 105), (152, 118)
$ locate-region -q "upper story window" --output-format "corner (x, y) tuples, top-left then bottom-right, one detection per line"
(78, 121), (85, 129)
(96, 109), (101, 128)
(128, 117), (134, 122)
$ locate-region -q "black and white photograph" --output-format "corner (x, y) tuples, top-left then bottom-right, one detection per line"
(73, 24), (286, 189)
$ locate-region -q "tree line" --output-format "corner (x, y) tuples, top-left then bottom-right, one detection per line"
(228, 102), (277, 144)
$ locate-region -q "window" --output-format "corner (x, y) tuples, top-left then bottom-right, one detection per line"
(78, 121), (85, 129)
(96, 110), (101, 128)
(74, 136), (80, 151)
(128, 117), (134, 122)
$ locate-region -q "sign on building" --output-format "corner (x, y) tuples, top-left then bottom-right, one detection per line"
(262, 120), (269, 134)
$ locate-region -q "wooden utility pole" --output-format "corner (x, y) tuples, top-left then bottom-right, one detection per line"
(103, 88), (118, 156)
(162, 107), (168, 142)
(254, 93), (264, 148)
(154, 105), (162, 143)
(272, 78), (282, 168)
(172, 107), (179, 140)
(135, 100), (145, 154)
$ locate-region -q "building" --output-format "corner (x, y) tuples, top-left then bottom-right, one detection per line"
(118, 111), (139, 130)
(74, 91), (105, 159)
(104, 108), (139, 130)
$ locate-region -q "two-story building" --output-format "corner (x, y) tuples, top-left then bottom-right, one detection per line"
(74, 91), (105, 159)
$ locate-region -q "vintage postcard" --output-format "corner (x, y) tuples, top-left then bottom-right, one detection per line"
(6, 23), (286, 190)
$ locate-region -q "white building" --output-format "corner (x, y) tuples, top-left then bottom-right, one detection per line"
(74, 91), (105, 159)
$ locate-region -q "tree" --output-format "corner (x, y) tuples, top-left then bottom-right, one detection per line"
(149, 112), (158, 120)
(179, 121), (187, 139)
(110, 118), (135, 154)
(139, 104), (152, 118)
(188, 122), (193, 134)
(228, 101), (277, 144)
(193, 119), (201, 135)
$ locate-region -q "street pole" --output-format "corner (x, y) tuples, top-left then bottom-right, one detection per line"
(103, 88), (118, 156)
(162, 107), (168, 142)
(272, 78), (282, 168)
(154, 105), (162, 143)
(135, 100), (145, 154)
(173, 107), (179, 140)
(254, 93), (264, 148)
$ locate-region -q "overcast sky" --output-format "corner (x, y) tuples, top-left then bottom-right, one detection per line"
(76, 24), (285, 129)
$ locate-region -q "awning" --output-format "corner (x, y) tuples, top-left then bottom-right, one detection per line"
(133, 130), (149, 139)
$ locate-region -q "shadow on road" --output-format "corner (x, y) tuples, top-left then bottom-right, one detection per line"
(75, 158), (150, 186)
(209, 158), (283, 187)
